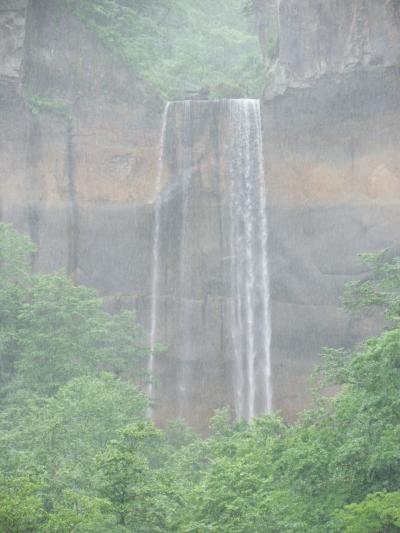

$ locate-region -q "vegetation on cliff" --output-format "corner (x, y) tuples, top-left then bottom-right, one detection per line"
(62, 0), (266, 99)
(24, 94), (72, 120)
(1, 222), (400, 532)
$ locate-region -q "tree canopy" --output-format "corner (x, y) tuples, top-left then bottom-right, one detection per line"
(2, 222), (400, 532)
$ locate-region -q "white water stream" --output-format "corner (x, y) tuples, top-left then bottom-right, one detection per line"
(147, 102), (170, 415)
(148, 99), (272, 420)
(228, 99), (272, 419)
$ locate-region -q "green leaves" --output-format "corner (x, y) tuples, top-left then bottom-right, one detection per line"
(3, 222), (400, 532)
(0, 224), (35, 387)
(3, 271), (146, 398)
(0, 374), (147, 491)
(342, 249), (400, 322)
(96, 422), (174, 532)
(0, 222), (149, 399)
(0, 475), (45, 533)
(16, 273), (105, 395)
(332, 492), (400, 532)
(63, 0), (265, 98)
(0, 223), (152, 530)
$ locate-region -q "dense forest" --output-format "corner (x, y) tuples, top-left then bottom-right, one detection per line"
(1, 224), (400, 531)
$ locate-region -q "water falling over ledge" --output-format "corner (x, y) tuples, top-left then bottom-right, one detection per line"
(147, 102), (171, 417)
(228, 99), (272, 419)
(148, 99), (272, 423)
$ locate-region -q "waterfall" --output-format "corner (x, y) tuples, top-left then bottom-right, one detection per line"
(147, 102), (170, 414)
(148, 98), (272, 422)
(147, 100), (194, 416)
(277, 0), (282, 36)
(228, 99), (272, 419)
(177, 101), (194, 417)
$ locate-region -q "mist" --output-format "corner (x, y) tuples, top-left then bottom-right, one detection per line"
(1, 0), (400, 531)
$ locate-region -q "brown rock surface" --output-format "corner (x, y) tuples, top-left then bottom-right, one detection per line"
(1, 0), (163, 280)
(263, 66), (400, 418)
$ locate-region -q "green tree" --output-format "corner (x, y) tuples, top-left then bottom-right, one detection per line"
(14, 273), (145, 397)
(39, 490), (125, 533)
(0, 475), (45, 533)
(342, 249), (400, 322)
(0, 374), (146, 488)
(0, 223), (35, 386)
(332, 492), (400, 533)
(0, 224), (153, 532)
(96, 422), (176, 531)
(4, 221), (400, 533)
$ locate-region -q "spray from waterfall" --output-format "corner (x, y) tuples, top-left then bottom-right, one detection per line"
(147, 102), (170, 415)
(228, 99), (272, 419)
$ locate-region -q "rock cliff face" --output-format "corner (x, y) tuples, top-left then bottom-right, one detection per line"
(0, 0), (28, 82)
(268, 0), (400, 96)
(262, 0), (400, 416)
(1, 0), (400, 429)
(1, 0), (163, 297)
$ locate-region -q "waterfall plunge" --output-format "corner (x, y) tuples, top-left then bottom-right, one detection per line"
(148, 99), (272, 421)
(147, 101), (194, 417)
(147, 102), (170, 415)
(228, 99), (272, 419)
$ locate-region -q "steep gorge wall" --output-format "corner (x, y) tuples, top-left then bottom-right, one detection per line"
(1, 0), (163, 300)
(1, 0), (400, 428)
(263, 0), (400, 416)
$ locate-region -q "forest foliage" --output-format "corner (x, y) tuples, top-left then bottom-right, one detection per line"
(1, 223), (400, 532)
(62, 0), (266, 99)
